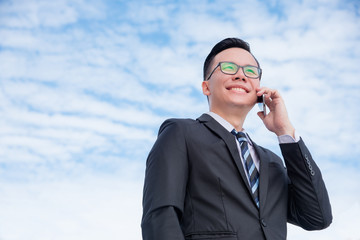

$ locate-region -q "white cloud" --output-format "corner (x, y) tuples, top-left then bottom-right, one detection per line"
(0, 0), (105, 29)
(0, 176), (144, 240)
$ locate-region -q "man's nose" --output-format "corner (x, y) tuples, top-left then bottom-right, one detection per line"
(233, 68), (247, 82)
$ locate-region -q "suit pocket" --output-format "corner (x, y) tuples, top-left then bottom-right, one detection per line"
(185, 231), (237, 240)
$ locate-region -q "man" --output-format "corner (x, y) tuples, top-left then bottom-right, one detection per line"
(141, 38), (332, 240)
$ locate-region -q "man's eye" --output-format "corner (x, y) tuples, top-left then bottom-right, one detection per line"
(245, 67), (257, 75)
(222, 63), (237, 72)
(223, 66), (235, 70)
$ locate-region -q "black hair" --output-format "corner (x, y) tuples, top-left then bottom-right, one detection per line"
(203, 38), (261, 80)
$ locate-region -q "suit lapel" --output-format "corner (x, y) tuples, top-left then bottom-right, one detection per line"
(197, 114), (253, 197)
(198, 114), (271, 211)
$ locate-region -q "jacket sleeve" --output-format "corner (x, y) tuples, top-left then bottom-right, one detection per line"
(141, 119), (188, 240)
(280, 138), (332, 230)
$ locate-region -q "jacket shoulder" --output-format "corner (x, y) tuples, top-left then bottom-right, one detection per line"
(158, 118), (198, 135)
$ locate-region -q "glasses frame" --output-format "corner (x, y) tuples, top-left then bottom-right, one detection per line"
(206, 61), (262, 80)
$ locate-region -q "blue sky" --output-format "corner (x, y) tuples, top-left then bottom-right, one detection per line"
(0, 0), (359, 239)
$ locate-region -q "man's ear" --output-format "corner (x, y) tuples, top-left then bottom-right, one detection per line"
(202, 81), (211, 96)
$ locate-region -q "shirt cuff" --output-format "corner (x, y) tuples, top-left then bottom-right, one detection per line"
(277, 131), (300, 143)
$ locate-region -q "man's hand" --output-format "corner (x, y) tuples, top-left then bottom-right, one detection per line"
(256, 87), (295, 138)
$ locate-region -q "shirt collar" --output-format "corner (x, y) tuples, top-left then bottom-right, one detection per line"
(206, 111), (253, 146)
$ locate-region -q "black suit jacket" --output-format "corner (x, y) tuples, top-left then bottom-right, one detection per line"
(142, 114), (332, 240)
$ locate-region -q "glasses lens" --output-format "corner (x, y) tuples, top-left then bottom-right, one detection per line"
(220, 62), (238, 74)
(243, 66), (260, 78)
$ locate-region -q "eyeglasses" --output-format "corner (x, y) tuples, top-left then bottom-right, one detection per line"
(207, 62), (262, 80)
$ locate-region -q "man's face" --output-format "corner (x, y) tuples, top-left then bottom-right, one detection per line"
(202, 47), (260, 113)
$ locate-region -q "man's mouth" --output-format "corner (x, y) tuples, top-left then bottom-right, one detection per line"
(228, 87), (248, 93)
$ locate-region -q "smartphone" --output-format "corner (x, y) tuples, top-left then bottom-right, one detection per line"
(257, 95), (267, 116)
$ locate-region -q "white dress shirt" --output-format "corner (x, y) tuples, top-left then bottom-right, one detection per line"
(206, 112), (299, 184)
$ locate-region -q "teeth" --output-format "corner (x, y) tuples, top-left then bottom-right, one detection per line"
(231, 87), (246, 92)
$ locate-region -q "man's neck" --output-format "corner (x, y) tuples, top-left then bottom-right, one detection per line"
(209, 108), (249, 132)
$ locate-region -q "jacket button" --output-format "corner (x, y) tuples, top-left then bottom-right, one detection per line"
(260, 219), (267, 227)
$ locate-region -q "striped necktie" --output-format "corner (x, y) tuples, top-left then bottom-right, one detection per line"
(231, 130), (260, 207)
